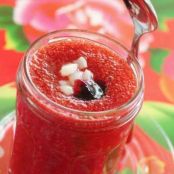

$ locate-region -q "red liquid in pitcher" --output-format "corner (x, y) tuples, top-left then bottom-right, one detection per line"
(10, 38), (136, 174)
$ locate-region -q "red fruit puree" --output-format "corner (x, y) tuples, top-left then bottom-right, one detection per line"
(10, 38), (137, 174)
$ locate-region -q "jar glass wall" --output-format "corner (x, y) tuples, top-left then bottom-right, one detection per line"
(10, 30), (144, 174)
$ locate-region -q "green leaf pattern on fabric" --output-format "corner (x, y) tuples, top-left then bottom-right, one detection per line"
(136, 102), (174, 149)
(119, 168), (134, 174)
(0, 6), (29, 51)
(151, 0), (174, 30)
(0, 83), (16, 119)
(150, 48), (170, 73)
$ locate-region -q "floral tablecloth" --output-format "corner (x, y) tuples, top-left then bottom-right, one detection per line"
(0, 0), (174, 173)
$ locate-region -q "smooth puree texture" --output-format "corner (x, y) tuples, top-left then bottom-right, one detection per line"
(29, 38), (136, 111)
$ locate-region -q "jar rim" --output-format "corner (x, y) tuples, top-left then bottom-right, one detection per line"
(22, 29), (144, 119)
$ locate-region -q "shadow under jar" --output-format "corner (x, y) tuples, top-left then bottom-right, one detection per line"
(9, 30), (144, 174)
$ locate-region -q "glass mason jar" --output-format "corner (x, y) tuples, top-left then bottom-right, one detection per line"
(10, 30), (144, 174)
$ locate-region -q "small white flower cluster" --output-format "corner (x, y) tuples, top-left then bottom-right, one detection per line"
(59, 56), (93, 96)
